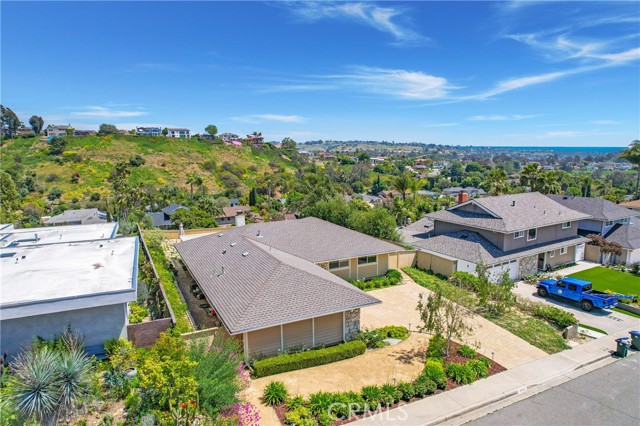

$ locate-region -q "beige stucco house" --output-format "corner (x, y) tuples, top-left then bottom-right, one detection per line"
(174, 217), (402, 359)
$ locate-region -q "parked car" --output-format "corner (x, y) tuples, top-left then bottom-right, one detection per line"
(536, 277), (638, 311)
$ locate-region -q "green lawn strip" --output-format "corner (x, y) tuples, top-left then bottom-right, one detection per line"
(147, 246), (193, 333)
(612, 307), (640, 319)
(403, 267), (569, 354)
(569, 267), (640, 297)
(578, 323), (608, 335)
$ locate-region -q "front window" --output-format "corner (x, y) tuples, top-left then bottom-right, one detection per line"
(549, 250), (555, 258)
(562, 221), (571, 229)
(560, 247), (567, 255)
(527, 228), (537, 241)
(514, 230), (524, 239)
(328, 260), (349, 270)
(622, 218), (630, 224)
(358, 255), (377, 265)
(605, 221), (614, 226)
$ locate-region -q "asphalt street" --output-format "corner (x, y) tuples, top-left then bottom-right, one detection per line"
(466, 353), (640, 426)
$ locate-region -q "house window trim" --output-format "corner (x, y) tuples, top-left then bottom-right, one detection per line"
(527, 228), (537, 241)
(549, 250), (555, 258)
(604, 220), (614, 226)
(560, 247), (567, 255)
(357, 255), (377, 266)
(513, 230), (525, 239)
(328, 259), (350, 270)
(562, 221), (571, 229)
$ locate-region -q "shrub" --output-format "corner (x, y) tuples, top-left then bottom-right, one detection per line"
(263, 381), (288, 406)
(396, 381), (416, 401)
(129, 155), (145, 167)
(413, 376), (437, 396)
(531, 303), (577, 329)
(376, 325), (409, 340)
(284, 406), (315, 426)
(127, 302), (149, 324)
(381, 383), (402, 404)
(426, 334), (447, 359)
(286, 395), (305, 411)
(253, 340), (366, 377)
(349, 269), (402, 290)
(422, 358), (447, 389)
(387, 269), (402, 282)
(466, 359), (489, 379)
(361, 385), (384, 407)
(356, 329), (386, 349)
(308, 391), (335, 415)
(458, 344), (477, 358)
(445, 362), (477, 384)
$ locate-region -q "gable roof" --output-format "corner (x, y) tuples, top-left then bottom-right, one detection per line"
(428, 192), (590, 233)
(221, 205), (251, 218)
(174, 225), (381, 334)
(604, 222), (640, 250)
(547, 195), (635, 222)
(161, 203), (188, 216)
(412, 230), (588, 264)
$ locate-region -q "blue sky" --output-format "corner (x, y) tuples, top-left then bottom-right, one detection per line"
(2, 1), (639, 146)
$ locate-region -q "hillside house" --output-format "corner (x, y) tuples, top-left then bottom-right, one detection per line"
(136, 127), (162, 136)
(166, 128), (191, 138)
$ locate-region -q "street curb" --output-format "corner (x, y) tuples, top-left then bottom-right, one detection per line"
(423, 351), (614, 426)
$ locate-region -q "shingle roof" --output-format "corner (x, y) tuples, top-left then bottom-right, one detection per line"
(547, 195), (635, 222)
(174, 225), (381, 334)
(47, 208), (106, 225)
(604, 222), (640, 250)
(221, 206), (251, 218)
(400, 217), (434, 243)
(161, 203), (188, 216)
(411, 231), (588, 264)
(149, 212), (173, 227)
(428, 192), (590, 233)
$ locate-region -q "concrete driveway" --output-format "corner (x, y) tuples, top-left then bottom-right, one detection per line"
(362, 272), (547, 369)
(513, 281), (639, 335)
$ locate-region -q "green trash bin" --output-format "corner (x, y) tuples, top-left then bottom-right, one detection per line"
(630, 330), (640, 350)
(616, 337), (631, 358)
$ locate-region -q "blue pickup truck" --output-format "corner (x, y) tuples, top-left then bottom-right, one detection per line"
(536, 277), (637, 311)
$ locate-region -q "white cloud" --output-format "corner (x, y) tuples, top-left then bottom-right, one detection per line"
(469, 114), (536, 121)
(591, 120), (619, 125)
(231, 114), (308, 124)
(285, 1), (427, 45)
(71, 106), (147, 118)
(335, 66), (455, 100)
(540, 131), (581, 138)
(416, 122), (459, 128)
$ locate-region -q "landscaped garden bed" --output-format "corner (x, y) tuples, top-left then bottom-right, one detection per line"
(263, 336), (505, 425)
(349, 269), (403, 291)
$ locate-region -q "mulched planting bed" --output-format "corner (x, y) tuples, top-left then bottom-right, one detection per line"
(273, 340), (506, 425)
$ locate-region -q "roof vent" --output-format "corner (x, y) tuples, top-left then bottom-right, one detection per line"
(35, 233), (38, 242)
(511, 201), (516, 207)
(111, 250), (115, 255)
(218, 233), (224, 237)
(230, 242), (236, 247)
(544, 210), (547, 215)
(242, 252), (249, 257)
(222, 249), (227, 255)
(257, 230), (262, 237)
(217, 266), (225, 276)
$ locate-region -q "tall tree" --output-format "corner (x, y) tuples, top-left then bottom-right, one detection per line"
(98, 123), (118, 135)
(281, 137), (297, 151)
(204, 124), (218, 137)
(392, 171), (415, 201)
(519, 163), (543, 192)
(482, 168), (510, 195)
(0, 171), (20, 223)
(162, 127), (169, 136)
(186, 173), (203, 199)
(0, 105), (20, 138)
(539, 171), (562, 194)
(620, 140), (640, 199)
(28, 115), (44, 134)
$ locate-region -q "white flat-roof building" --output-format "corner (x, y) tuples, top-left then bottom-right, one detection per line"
(0, 223), (137, 356)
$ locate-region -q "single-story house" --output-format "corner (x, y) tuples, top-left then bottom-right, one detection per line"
(602, 222), (640, 264)
(216, 205), (252, 225)
(46, 208), (107, 226)
(0, 223), (138, 357)
(148, 203), (189, 229)
(174, 217), (403, 359)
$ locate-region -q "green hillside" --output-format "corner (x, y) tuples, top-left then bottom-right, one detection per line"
(1, 135), (297, 208)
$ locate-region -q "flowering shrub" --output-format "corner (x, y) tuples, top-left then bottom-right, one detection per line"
(217, 402), (260, 426)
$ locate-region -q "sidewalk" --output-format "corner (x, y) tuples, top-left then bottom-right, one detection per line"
(351, 326), (639, 426)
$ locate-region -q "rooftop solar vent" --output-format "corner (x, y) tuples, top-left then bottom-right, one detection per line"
(230, 242), (236, 247)
(218, 233), (224, 237)
(242, 252), (249, 257)
(222, 249), (227, 255)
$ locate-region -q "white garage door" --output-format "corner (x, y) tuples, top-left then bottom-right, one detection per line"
(487, 260), (519, 282)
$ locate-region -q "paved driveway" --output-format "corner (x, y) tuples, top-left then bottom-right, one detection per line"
(513, 281), (637, 335)
(362, 272), (547, 369)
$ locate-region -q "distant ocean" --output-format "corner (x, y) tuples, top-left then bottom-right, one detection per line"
(485, 146), (623, 153)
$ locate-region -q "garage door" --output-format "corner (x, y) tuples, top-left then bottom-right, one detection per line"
(487, 259), (518, 282)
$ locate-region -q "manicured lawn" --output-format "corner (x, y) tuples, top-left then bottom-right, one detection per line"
(570, 267), (640, 297)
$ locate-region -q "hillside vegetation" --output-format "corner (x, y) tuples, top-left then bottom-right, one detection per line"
(1, 135), (297, 207)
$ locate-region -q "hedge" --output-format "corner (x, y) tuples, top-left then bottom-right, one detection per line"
(253, 340), (367, 378)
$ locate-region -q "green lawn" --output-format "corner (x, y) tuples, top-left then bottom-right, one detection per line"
(569, 267), (640, 296)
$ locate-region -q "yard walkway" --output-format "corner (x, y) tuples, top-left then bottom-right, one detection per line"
(361, 271), (548, 369)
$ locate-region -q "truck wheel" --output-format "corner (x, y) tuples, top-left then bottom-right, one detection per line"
(581, 300), (594, 311)
(537, 287), (549, 297)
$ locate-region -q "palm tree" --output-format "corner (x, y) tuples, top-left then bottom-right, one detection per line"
(620, 140), (640, 199)
(539, 171), (562, 194)
(393, 172), (415, 201)
(580, 175), (593, 197)
(519, 163), (543, 192)
(186, 173), (203, 200)
(482, 168), (510, 195)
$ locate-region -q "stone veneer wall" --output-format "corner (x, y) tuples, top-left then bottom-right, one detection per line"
(344, 308), (361, 341)
(518, 255), (538, 278)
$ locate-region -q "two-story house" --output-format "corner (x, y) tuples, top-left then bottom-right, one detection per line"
(46, 124), (73, 137)
(410, 192), (590, 281)
(547, 195), (640, 265)
(136, 127), (162, 136)
(166, 128), (191, 139)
